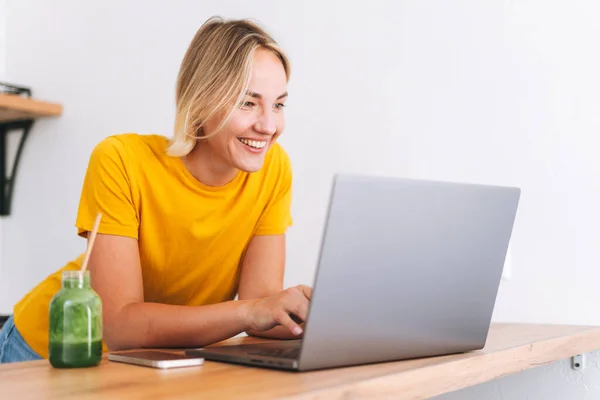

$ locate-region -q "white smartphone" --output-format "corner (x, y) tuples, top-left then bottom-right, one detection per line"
(108, 350), (205, 369)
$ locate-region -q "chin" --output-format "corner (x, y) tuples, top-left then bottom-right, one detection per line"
(229, 142), (268, 173)
(237, 163), (264, 173)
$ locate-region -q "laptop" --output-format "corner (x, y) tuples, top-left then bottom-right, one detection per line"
(186, 174), (521, 372)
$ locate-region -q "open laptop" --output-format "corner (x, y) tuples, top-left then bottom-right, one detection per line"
(186, 174), (521, 372)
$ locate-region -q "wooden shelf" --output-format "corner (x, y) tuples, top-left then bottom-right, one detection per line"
(0, 93), (63, 123)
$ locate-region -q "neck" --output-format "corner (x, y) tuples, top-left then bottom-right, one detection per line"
(182, 142), (239, 187)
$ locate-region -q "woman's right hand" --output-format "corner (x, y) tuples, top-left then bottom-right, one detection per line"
(244, 285), (312, 336)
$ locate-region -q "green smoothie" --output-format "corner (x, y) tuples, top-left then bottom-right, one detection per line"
(48, 270), (103, 368)
(49, 340), (103, 368)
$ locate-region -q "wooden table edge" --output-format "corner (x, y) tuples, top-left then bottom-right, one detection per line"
(281, 324), (600, 400)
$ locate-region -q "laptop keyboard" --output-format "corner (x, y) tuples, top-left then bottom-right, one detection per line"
(247, 347), (301, 359)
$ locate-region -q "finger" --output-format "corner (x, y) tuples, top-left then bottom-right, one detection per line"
(277, 311), (303, 336)
(285, 289), (310, 322)
(299, 285), (313, 300)
(292, 298), (309, 322)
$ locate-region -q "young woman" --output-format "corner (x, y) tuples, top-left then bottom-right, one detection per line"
(0, 16), (311, 364)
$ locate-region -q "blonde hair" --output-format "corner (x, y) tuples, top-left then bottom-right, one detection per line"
(167, 16), (291, 157)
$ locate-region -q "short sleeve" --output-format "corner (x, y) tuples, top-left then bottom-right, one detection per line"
(75, 136), (139, 239)
(254, 146), (293, 236)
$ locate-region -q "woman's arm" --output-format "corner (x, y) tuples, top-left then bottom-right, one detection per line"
(89, 233), (307, 351)
(237, 234), (312, 339)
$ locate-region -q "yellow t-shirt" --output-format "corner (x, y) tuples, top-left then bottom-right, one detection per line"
(13, 133), (293, 358)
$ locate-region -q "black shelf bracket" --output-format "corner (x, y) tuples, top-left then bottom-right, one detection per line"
(0, 119), (34, 216)
(0, 82), (35, 216)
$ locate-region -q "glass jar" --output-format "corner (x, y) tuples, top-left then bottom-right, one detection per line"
(48, 270), (103, 368)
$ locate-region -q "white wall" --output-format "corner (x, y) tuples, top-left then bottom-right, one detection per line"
(2, 0), (600, 397)
(0, 0), (5, 80)
(0, 0), (6, 311)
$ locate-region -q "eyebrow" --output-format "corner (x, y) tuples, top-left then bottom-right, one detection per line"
(246, 91), (288, 100)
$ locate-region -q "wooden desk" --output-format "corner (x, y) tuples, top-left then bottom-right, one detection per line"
(2, 323), (600, 399)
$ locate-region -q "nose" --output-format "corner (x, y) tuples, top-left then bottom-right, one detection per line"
(254, 109), (276, 136)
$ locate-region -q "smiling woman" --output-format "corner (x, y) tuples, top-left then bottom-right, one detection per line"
(178, 47), (290, 185)
(0, 16), (312, 364)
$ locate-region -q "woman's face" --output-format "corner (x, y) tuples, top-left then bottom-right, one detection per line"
(202, 48), (288, 174)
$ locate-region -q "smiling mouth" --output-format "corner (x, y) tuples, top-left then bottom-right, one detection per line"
(237, 137), (267, 149)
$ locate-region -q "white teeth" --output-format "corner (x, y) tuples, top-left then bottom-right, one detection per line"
(238, 138), (266, 149)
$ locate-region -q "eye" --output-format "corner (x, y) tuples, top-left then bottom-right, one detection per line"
(274, 103), (286, 110)
(241, 101), (256, 109)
